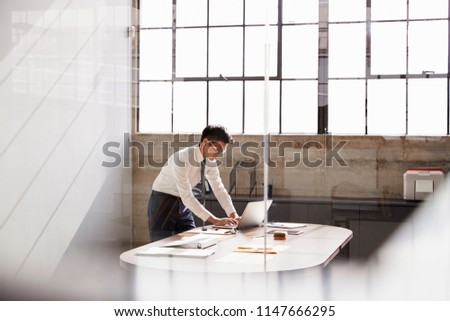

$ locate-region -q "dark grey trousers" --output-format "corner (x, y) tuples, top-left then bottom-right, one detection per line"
(147, 190), (196, 242)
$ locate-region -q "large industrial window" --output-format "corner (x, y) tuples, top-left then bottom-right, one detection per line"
(137, 0), (450, 136)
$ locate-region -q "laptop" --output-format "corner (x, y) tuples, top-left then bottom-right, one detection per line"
(215, 200), (273, 230)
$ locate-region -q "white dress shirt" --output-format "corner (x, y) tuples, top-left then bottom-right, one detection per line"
(152, 145), (236, 221)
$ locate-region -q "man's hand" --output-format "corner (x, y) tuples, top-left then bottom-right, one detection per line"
(228, 212), (241, 222)
(207, 215), (238, 226)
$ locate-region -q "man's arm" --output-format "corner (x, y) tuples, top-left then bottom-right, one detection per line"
(205, 163), (239, 220)
(172, 157), (213, 222)
(171, 154), (237, 225)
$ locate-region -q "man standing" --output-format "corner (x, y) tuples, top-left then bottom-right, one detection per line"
(147, 125), (239, 242)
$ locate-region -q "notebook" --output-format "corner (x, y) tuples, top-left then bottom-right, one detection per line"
(136, 247), (216, 258)
(161, 234), (221, 249)
(215, 200), (273, 230)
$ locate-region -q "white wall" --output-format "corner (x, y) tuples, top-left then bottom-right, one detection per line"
(0, 0), (132, 293)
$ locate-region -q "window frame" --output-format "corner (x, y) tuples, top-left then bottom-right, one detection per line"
(135, 0), (450, 136)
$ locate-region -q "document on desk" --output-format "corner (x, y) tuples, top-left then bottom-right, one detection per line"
(267, 222), (307, 229)
(214, 252), (277, 264)
(193, 227), (236, 235)
(136, 247), (216, 258)
(267, 229), (304, 235)
(215, 244), (289, 265)
(135, 234), (222, 257)
(234, 246), (277, 254)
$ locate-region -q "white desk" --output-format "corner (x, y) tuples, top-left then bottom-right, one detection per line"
(120, 223), (352, 273)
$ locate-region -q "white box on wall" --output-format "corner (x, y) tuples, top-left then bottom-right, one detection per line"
(403, 168), (445, 200)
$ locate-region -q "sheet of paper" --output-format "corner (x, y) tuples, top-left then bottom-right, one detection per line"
(267, 229), (304, 235)
(266, 222), (307, 229)
(214, 252), (277, 264)
(193, 228), (236, 235)
(214, 244), (289, 264)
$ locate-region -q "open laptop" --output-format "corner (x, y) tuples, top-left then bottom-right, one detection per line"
(215, 200), (273, 230)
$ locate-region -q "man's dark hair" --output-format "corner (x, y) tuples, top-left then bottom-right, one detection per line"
(200, 125), (233, 144)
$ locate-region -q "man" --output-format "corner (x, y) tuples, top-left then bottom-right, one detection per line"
(147, 125), (240, 242)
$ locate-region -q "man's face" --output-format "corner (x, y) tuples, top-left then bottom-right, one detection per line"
(201, 139), (227, 160)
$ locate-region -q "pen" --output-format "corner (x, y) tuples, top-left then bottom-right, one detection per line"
(235, 247), (277, 254)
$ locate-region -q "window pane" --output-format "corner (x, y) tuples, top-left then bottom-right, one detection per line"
(245, 26), (278, 77)
(175, 29), (207, 77)
(139, 82), (172, 133)
(141, 0), (172, 28)
(173, 82), (206, 132)
(282, 25), (318, 78)
(176, 0), (207, 27)
(282, 81), (317, 133)
(209, 82), (243, 133)
(409, 0), (448, 19)
(209, 0), (243, 26)
(371, 22), (406, 75)
(329, 0), (366, 22)
(328, 80), (365, 134)
(371, 0), (406, 20)
(283, 0), (318, 24)
(140, 30), (172, 80)
(245, 0), (278, 25)
(408, 79), (447, 135)
(329, 23), (366, 78)
(209, 27), (243, 77)
(244, 81), (280, 134)
(367, 80), (406, 135)
(408, 21), (448, 74)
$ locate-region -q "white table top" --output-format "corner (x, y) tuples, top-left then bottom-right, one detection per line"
(120, 223), (353, 273)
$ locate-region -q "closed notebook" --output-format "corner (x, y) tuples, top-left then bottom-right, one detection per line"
(161, 234), (221, 249)
(136, 247), (215, 258)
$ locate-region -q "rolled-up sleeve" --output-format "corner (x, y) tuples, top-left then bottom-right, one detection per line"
(205, 163), (236, 216)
